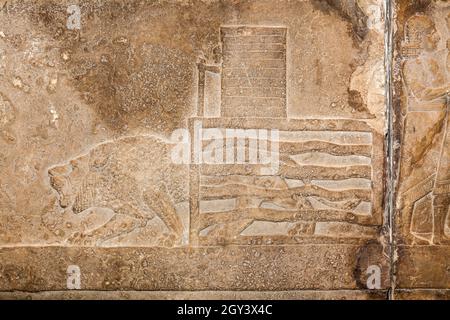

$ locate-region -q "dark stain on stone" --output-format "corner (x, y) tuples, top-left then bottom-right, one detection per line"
(12, 0), (377, 134)
(401, 0), (433, 21)
(312, 0), (368, 42)
(348, 89), (375, 118)
(353, 239), (386, 289)
(19, 1), (230, 134)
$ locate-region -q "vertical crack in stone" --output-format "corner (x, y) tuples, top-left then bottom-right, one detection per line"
(384, 0), (396, 300)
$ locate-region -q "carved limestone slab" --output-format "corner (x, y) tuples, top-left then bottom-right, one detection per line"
(10, 0), (450, 299)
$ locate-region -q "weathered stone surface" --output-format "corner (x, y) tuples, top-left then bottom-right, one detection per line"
(1, 0), (426, 299)
(0, 290), (389, 300)
(395, 290), (450, 300)
(0, 245), (389, 291)
(396, 246), (450, 288)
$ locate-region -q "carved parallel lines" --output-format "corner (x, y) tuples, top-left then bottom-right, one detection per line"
(200, 184), (371, 202)
(73, 175), (97, 214)
(222, 35), (286, 45)
(202, 132), (372, 146)
(223, 43), (286, 52)
(222, 96), (285, 104)
(201, 175), (287, 187)
(289, 152), (371, 167)
(224, 51), (285, 61)
(200, 164), (372, 179)
(223, 59), (286, 69)
(310, 179), (372, 190)
(198, 208), (375, 231)
(279, 164), (371, 180)
(196, 133), (375, 241)
(200, 175), (372, 191)
(196, 123), (375, 241)
(279, 131), (372, 145)
(221, 26), (287, 117)
(279, 141), (372, 157)
(223, 68), (286, 79)
(222, 96), (285, 109)
(195, 118), (374, 131)
(221, 26), (286, 36)
(222, 78), (286, 88)
(222, 86), (286, 98)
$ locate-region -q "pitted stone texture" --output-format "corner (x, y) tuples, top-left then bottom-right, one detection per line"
(0, 245), (390, 291)
(0, 290), (389, 300)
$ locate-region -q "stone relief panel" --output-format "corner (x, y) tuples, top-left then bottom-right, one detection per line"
(0, 0), (393, 296)
(0, 0), (387, 249)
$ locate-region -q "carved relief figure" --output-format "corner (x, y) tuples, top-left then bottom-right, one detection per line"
(403, 14), (448, 108)
(401, 12), (450, 244)
(48, 136), (187, 246)
(432, 13), (450, 244)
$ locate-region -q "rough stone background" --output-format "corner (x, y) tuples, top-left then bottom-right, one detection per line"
(0, 0), (447, 300)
